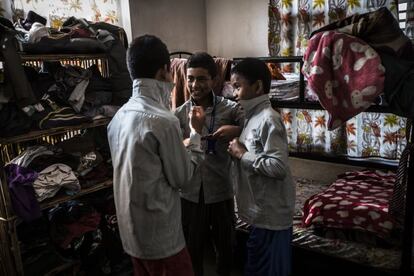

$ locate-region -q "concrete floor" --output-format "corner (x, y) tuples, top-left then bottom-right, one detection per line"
(289, 157), (364, 183)
(203, 240), (244, 276)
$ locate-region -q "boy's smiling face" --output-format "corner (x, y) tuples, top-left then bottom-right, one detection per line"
(186, 67), (214, 103)
(230, 73), (262, 101)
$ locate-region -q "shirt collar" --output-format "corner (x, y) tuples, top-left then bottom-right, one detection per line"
(132, 78), (174, 109)
(239, 94), (270, 118)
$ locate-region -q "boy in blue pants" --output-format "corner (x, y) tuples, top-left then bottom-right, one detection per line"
(227, 58), (295, 276)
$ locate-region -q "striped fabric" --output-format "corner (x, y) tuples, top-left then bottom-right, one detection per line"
(39, 106), (90, 129)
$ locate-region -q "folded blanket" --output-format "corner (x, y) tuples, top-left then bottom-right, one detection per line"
(302, 170), (396, 239)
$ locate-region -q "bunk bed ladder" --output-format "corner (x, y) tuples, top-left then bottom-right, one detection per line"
(401, 119), (414, 275)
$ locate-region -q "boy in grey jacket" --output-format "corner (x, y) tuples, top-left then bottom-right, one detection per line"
(108, 35), (205, 276)
(227, 58), (295, 276)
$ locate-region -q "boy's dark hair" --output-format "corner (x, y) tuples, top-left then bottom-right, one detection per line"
(127, 34), (170, 79)
(231, 58), (271, 94)
(186, 52), (217, 79)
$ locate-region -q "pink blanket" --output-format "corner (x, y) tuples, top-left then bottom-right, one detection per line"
(302, 170), (396, 238)
(302, 31), (385, 130)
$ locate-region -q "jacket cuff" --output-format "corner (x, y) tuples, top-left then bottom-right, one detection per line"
(188, 131), (202, 152)
(240, 151), (255, 169)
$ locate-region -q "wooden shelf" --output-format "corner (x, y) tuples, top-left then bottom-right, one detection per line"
(19, 53), (107, 62)
(0, 49), (114, 276)
(39, 179), (113, 211)
(0, 118), (111, 145)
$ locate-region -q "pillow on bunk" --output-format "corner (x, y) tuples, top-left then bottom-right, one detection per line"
(302, 31), (385, 130)
(302, 170), (396, 238)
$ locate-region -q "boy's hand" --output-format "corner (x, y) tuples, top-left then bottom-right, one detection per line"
(183, 138), (190, 147)
(189, 106), (205, 134)
(211, 125), (242, 141)
(227, 138), (247, 159)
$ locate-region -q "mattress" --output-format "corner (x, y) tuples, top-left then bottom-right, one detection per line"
(235, 176), (405, 271)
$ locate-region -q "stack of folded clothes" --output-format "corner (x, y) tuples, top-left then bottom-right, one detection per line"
(269, 73), (301, 101)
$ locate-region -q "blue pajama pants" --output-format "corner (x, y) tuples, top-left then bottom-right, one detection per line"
(245, 226), (292, 276)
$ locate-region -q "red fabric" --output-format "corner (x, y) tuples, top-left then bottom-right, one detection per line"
(170, 58), (189, 111)
(302, 170), (396, 238)
(131, 247), (194, 276)
(60, 210), (101, 248)
(302, 31), (385, 130)
(266, 63), (286, 80)
(213, 57), (232, 96)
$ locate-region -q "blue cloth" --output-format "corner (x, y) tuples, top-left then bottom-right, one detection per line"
(245, 226), (292, 276)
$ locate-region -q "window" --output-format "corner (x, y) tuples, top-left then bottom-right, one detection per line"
(399, 1), (408, 30)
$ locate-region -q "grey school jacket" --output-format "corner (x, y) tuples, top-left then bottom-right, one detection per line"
(107, 78), (203, 259)
(174, 94), (244, 204)
(235, 94), (295, 230)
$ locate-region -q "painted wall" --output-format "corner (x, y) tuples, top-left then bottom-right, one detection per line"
(205, 0), (268, 58)
(118, 1), (132, 43)
(128, 0), (206, 53)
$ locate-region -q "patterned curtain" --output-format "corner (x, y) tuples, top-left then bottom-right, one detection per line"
(281, 109), (407, 159)
(269, 0), (398, 57)
(269, 0), (406, 160)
